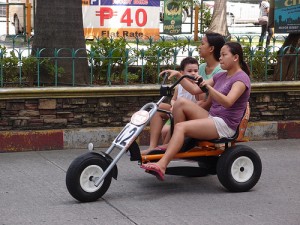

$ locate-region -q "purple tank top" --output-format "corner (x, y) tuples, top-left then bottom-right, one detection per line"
(209, 71), (251, 130)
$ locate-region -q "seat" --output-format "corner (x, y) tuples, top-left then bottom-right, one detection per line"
(207, 102), (251, 144)
(179, 102), (251, 152)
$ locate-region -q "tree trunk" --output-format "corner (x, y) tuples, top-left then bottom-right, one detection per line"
(206, 0), (229, 37)
(274, 34), (300, 81)
(32, 0), (89, 86)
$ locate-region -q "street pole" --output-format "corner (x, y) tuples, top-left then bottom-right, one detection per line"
(194, 5), (199, 41)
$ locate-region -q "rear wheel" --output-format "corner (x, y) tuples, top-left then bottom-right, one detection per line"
(217, 145), (262, 192)
(66, 152), (112, 202)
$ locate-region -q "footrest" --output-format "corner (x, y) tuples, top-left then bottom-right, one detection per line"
(165, 166), (209, 177)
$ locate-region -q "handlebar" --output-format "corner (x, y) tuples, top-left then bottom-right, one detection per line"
(160, 74), (208, 97)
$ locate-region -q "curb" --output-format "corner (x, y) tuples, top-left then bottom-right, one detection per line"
(0, 120), (300, 152)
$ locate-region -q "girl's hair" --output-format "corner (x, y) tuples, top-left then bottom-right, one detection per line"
(205, 32), (225, 61)
(180, 56), (199, 71)
(224, 42), (250, 76)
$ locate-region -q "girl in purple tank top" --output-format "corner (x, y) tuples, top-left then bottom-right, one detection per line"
(140, 42), (251, 181)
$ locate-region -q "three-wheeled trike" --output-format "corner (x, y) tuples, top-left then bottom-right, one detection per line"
(66, 74), (262, 202)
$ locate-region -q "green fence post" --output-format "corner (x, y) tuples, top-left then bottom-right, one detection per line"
(36, 48), (41, 87)
(140, 49), (145, 83)
(107, 49), (112, 86)
(88, 49), (93, 86)
(17, 49), (22, 86)
(54, 48), (58, 86)
(264, 48), (269, 80)
(72, 48), (75, 86)
(125, 49), (129, 85)
(0, 49), (3, 87)
(279, 47), (285, 81)
(172, 48), (178, 70)
(156, 49), (161, 84)
(295, 47), (299, 80)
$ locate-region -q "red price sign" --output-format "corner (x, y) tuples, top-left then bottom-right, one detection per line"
(82, 5), (160, 39)
(97, 7), (147, 27)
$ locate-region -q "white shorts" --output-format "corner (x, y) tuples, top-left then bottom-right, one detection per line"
(209, 115), (236, 138)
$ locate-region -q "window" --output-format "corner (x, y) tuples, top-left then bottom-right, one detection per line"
(0, 3), (6, 17)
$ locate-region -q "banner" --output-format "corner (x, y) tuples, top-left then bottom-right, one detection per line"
(82, 0), (160, 39)
(163, 0), (182, 35)
(274, 0), (300, 33)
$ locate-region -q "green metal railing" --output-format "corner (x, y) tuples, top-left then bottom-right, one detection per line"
(0, 34), (299, 87)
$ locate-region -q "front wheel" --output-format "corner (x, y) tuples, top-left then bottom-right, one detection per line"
(66, 152), (112, 202)
(217, 145), (262, 192)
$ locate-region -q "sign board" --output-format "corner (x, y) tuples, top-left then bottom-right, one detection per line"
(162, 0), (182, 34)
(274, 0), (300, 33)
(82, 0), (160, 39)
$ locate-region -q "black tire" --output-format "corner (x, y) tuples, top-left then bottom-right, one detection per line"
(66, 152), (112, 202)
(217, 145), (262, 192)
(14, 16), (20, 34)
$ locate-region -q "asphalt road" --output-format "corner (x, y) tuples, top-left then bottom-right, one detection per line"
(1, 139), (300, 225)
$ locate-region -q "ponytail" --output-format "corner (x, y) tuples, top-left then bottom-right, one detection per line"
(224, 42), (250, 76)
(241, 60), (250, 76)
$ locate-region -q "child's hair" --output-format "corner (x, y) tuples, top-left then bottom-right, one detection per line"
(180, 56), (199, 71)
(205, 32), (225, 61)
(224, 42), (250, 76)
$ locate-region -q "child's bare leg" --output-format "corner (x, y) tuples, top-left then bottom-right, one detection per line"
(163, 128), (171, 145)
(144, 99), (216, 173)
(156, 118), (218, 174)
(161, 124), (170, 144)
(141, 103), (170, 155)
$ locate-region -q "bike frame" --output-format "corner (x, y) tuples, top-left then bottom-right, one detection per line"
(66, 73), (260, 201)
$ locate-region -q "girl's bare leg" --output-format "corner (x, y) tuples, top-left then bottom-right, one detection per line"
(173, 98), (208, 124)
(145, 98), (219, 173)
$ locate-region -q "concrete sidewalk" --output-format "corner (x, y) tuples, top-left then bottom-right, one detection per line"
(0, 139), (300, 225)
(0, 120), (300, 152)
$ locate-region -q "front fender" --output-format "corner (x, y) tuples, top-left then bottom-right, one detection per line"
(99, 152), (118, 180)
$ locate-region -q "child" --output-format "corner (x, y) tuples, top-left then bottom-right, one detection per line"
(141, 56), (199, 155)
